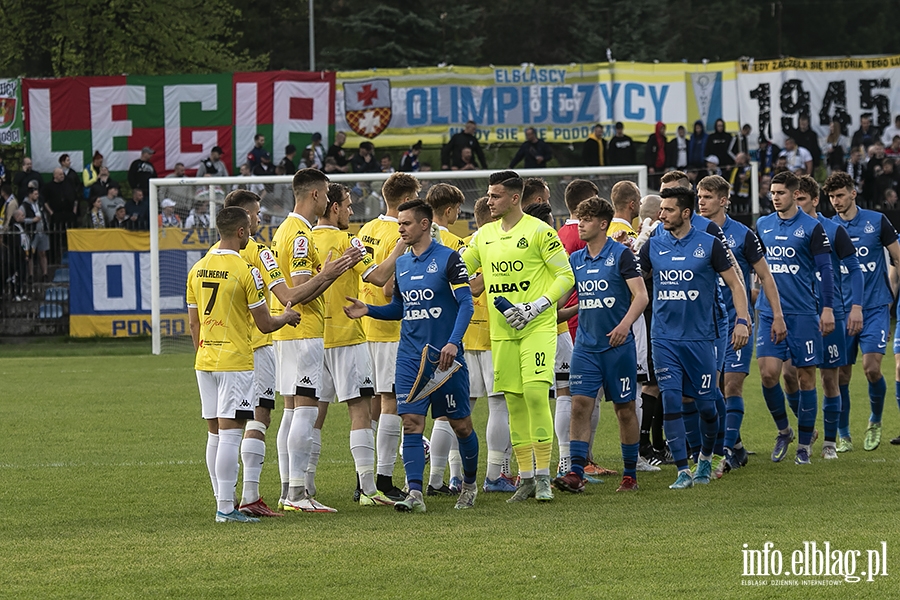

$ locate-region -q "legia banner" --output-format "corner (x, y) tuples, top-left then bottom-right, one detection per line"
(0, 78), (24, 145)
(22, 71), (334, 177)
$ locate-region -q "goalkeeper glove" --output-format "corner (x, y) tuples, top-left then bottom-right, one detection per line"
(505, 296), (552, 330)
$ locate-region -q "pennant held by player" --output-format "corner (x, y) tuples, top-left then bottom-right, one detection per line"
(407, 344), (461, 403)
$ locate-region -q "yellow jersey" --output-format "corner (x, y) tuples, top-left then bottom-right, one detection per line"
(358, 215), (401, 342)
(438, 226), (467, 252)
(461, 233), (491, 351)
(210, 237), (285, 350)
(607, 218), (637, 240)
(312, 225), (377, 349)
(187, 248), (266, 372)
(269, 212), (324, 341)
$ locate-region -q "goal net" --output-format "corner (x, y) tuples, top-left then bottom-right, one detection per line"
(148, 166), (648, 354)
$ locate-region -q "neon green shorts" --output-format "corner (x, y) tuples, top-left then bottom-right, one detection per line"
(491, 330), (558, 395)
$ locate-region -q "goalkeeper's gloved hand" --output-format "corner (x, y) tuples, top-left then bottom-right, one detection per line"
(430, 222), (443, 244)
(505, 296), (552, 330)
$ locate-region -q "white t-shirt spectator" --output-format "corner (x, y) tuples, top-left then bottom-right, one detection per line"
(780, 146), (813, 173)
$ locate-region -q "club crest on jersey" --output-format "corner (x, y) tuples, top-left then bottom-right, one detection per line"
(793, 225), (805, 238)
(693, 246), (706, 258)
(727, 235), (737, 248)
(517, 237), (529, 249)
(865, 221), (875, 234)
(426, 259), (438, 273)
(605, 255), (616, 266)
(687, 290), (700, 300)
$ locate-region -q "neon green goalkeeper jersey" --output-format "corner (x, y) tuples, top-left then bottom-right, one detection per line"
(463, 213), (574, 341)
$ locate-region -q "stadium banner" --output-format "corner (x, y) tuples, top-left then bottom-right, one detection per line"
(335, 62), (739, 147)
(0, 78), (24, 145)
(22, 71), (334, 179)
(68, 228), (211, 337)
(736, 55), (900, 147)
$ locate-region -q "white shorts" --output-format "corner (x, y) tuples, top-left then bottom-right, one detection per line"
(633, 314), (650, 382)
(465, 349), (494, 399)
(368, 341), (399, 394)
(554, 331), (573, 390)
(320, 343), (375, 403)
(253, 345), (276, 409)
(273, 338), (324, 398)
(196, 370), (255, 420)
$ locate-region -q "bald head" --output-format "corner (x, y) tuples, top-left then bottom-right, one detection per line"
(53, 168), (64, 182)
(639, 195), (662, 222)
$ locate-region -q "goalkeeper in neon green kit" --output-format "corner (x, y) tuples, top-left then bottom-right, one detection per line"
(463, 171), (575, 502)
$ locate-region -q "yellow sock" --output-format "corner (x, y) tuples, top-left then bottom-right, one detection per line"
(533, 441), (552, 474)
(512, 444), (535, 479)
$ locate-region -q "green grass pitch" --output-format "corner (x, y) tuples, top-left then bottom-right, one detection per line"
(1, 339), (898, 598)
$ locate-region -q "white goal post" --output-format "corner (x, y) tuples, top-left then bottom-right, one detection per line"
(148, 165), (649, 355)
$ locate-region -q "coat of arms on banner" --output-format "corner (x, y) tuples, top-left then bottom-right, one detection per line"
(0, 97), (15, 128)
(344, 79), (392, 139)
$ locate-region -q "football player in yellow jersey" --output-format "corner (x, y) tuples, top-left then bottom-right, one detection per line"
(187, 207), (301, 523)
(463, 170), (575, 503)
(357, 173), (421, 499)
(607, 180), (642, 243)
(310, 183), (405, 506)
(213, 190), (355, 516)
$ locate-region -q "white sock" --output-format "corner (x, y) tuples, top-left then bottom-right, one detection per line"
(449, 435), (462, 481)
(588, 396), (601, 458)
(288, 407), (316, 493)
(215, 429), (242, 514)
(376, 413), (402, 476)
(555, 395), (572, 473)
(206, 432), (219, 499)
(486, 395), (509, 481)
(371, 419), (378, 435)
(306, 428), (322, 496)
(276, 408), (293, 490)
(429, 419), (454, 488)
(350, 428), (377, 495)
(240, 437), (266, 505)
(501, 456), (512, 477)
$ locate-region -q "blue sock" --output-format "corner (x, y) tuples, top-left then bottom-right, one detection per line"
(869, 376), (886, 423)
(714, 390), (726, 455)
(823, 395), (841, 443)
(697, 397), (718, 457)
(797, 389), (818, 446)
(897, 381), (900, 414)
(724, 395), (744, 449)
(621, 442), (639, 479)
(662, 390), (689, 470)
(786, 390), (801, 418)
(402, 433), (425, 493)
(457, 431), (479, 485)
(570, 440), (589, 479)
(763, 383), (789, 431)
(682, 402), (701, 457)
(838, 383), (851, 438)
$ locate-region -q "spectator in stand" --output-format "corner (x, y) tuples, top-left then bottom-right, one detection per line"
(21, 182), (49, 281)
(667, 125), (689, 171)
(299, 148), (316, 170)
(198, 146), (228, 178)
(441, 120), (487, 170)
(885, 136), (900, 159)
(13, 157), (41, 200)
(772, 155), (789, 176)
(1, 184), (18, 232)
(881, 115), (900, 146)
(704, 154), (721, 177)
(455, 147), (478, 171)
(125, 188), (150, 230)
(306, 133), (325, 169)
(109, 201), (129, 229)
(757, 135), (780, 176)
(379, 153), (395, 173)
(82, 151), (103, 199)
(704, 118), (734, 167)
(728, 153), (752, 213)
(758, 174), (773, 215)
(644, 121), (669, 188)
(785, 115), (821, 171)
(59, 153), (83, 199)
(863, 141), (886, 205)
(159, 198), (183, 228)
(165, 162), (194, 206)
(884, 189), (898, 209)
(89, 166), (117, 200)
(510, 127), (552, 169)
(7, 209), (29, 299)
(184, 199), (210, 229)
(779, 137), (813, 175)
(399, 140), (422, 172)
(100, 184), (122, 222)
(0, 155), (6, 186)
(43, 167), (77, 230)
(82, 195), (107, 229)
(323, 156), (341, 174)
(253, 152), (275, 177)
(326, 131), (350, 172)
(607, 122), (636, 165)
(128, 147), (157, 196)
(852, 113), (878, 150)
(582, 123), (607, 166)
(729, 124), (752, 157)
(280, 145), (297, 175)
(246, 134), (267, 170)
(846, 147), (865, 193)
(688, 120), (708, 173)
(351, 141), (379, 173)
(874, 159), (898, 206)
(824, 119), (850, 173)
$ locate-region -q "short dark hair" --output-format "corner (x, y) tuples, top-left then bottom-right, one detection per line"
(359, 141), (374, 152)
(398, 199), (433, 223)
(285, 144), (296, 155)
(659, 186), (695, 215)
(211, 146), (223, 154)
(326, 183), (350, 213)
(224, 189), (261, 210)
(797, 175), (819, 200)
(771, 171), (800, 192)
(216, 206), (250, 238)
(59, 153), (69, 164)
(291, 168), (329, 199)
(522, 177), (548, 207)
(564, 179), (599, 213)
(254, 133), (264, 142)
(823, 171), (855, 194)
(488, 170), (524, 195)
(425, 183), (465, 212)
(0, 184), (11, 196)
(574, 196), (614, 225)
(382, 173), (421, 207)
(524, 201), (553, 226)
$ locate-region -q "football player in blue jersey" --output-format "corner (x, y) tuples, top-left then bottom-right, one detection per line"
(756, 171), (835, 465)
(827, 171), (900, 450)
(552, 196), (649, 494)
(344, 199), (477, 512)
(639, 186), (751, 489)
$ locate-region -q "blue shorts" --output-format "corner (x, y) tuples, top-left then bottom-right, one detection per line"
(569, 342), (637, 404)
(715, 331), (727, 374)
(724, 326), (752, 374)
(395, 356), (471, 420)
(651, 339), (717, 400)
(755, 313), (821, 367)
(821, 316), (848, 369)
(848, 305), (889, 362)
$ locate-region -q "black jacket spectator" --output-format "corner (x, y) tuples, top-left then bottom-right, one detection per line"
(89, 176), (118, 201)
(125, 196), (150, 230)
(509, 134), (552, 169)
(442, 126), (487, 170)
(582, 127), (607, 166)
(280, 156), (297, 175)
(43, 179), (77, 229)
(326, 140), (349, 170)
(786, 122), (821, 169)
(607, 131), (636, 166)
(351, 151), (380, 174)
(13, 168), (41, 200)
(852, 122), (879, 150)
(128, 156), (157, 195)
(705, 119), (734, 167)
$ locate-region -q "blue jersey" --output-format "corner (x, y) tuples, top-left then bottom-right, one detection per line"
(833, 208), (897, 309)
(639, 225), (732, 341)
(368, 241), (473, 362)
(815, 213), (857, 319)
(570, 238), (642, 353)
(719, 216), (764, 326)
(756, 209), (832, 316)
